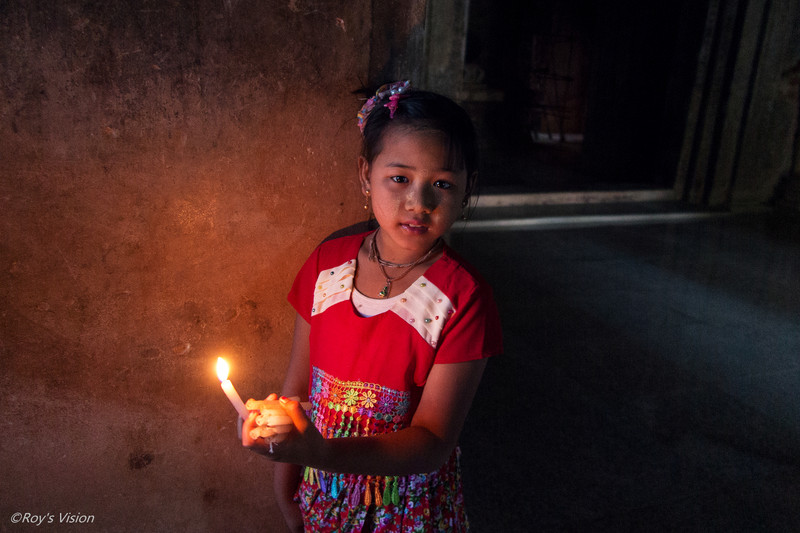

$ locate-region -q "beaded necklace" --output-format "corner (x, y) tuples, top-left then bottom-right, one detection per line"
(369, 229), (441, 298)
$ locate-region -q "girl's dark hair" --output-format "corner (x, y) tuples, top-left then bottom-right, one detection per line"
(360, 90), (479, 195)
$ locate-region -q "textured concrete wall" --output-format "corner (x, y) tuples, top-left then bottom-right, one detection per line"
(0, 1), (382, 530)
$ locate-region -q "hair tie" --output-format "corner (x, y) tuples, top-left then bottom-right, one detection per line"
(357, 80), (411, 134)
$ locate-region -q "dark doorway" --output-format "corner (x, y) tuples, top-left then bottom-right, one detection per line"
(461, 0), (710, 193)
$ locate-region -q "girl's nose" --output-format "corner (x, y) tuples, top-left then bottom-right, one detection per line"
(405, 185), (436, 213)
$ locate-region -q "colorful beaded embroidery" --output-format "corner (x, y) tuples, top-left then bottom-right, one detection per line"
(305, 366), (414, 506)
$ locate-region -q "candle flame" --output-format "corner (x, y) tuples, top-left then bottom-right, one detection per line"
(216, 357), (229, 382)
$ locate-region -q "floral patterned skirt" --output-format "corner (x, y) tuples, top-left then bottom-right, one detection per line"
(296, 448), (469, 532)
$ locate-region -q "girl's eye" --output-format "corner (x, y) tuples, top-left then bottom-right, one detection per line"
(390, 176), (408, 184)
(434, 180), (453, 190)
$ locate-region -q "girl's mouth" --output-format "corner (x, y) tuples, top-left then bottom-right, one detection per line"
(400, 222), (428, 235)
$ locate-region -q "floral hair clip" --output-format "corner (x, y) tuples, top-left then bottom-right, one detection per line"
(357, 80), (412, 134)
(384, 95), (401, 119)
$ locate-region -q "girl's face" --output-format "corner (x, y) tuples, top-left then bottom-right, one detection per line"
(358, 127), (469, 262)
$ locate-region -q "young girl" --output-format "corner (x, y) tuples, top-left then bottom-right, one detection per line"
(242, 81), (503, 532)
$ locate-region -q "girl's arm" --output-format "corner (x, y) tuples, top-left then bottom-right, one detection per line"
(280, 314), (311, 399)
(270, 315), (311, 533)
(259, 355), (488, 476)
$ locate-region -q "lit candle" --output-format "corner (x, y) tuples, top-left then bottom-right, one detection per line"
(216, 357), (249, 419)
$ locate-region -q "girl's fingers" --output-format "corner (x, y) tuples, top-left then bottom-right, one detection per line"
(241, 393), (312, 460)
(241, 411), (260, 447)
(255, 414), (292, 426)
(279, 396), (310, 433)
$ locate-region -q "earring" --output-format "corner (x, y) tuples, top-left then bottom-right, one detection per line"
(363, 189), (371, 210)
(461, 197), (469, 220)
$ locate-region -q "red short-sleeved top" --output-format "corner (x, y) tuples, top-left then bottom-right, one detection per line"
(286, 230), (502, 531)
(289, 230), (502, 397)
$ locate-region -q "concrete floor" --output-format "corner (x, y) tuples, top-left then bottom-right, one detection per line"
(451, 209), (800, 532)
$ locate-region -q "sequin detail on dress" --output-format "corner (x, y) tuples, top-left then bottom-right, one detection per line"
(297, 367), (468, 531)
(311, 260), (355, 316)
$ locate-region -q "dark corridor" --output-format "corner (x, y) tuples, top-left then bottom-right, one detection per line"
(462, 0), (711, 193)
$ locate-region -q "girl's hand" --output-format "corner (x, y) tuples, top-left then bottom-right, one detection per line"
(242, 395), (326, 466)
(242, 393), (285, 454)
(241, 393), (277, 453)
(269, 396), (325, 465)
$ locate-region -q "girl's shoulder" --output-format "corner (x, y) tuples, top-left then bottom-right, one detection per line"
(438, 243), (489, 284)
(314, 227), (372, 262)
(426, 242), (494, 300)
(297, 227), (371, 280)
(321, 220), (378, 244)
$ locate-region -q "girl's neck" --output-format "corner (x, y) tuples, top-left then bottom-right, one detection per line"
(353, 230), (443, 300)
(372, 228), (442, 266)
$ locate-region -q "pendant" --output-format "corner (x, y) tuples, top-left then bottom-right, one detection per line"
(379, 283), (390, 298)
